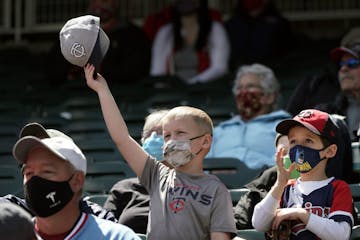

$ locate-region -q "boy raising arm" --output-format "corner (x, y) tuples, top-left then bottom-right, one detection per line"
(84, 64), (236, 240)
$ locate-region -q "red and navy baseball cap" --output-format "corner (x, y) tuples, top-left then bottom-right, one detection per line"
(276, 109), (338, 144)
(330, 27), (360, 63)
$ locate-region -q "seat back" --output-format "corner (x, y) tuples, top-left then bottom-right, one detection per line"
(229, 188), (251, 206)
(351, 225), (360, 240)
(0, 165), (23, 197)
(203, 157), (263, 189)
(83, 194), (109, 207)
(84, 161), (136, 194)
(353, 142), (360, 172)
(237, 229), (264, 240)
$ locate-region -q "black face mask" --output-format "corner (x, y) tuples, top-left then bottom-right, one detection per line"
(24, 175), (74, 217)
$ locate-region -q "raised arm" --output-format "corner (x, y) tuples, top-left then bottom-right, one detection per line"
(84, 64), (148, 176)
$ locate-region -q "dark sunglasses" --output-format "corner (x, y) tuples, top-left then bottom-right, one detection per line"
(338, 58), (360, 69)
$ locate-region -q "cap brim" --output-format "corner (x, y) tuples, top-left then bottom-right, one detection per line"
(330, 47), (359, 63)
(276, 119), (321, 136)
(12, 136), (65, 165)
(19, 123), (49, 139)
(87, 27), (110, 74)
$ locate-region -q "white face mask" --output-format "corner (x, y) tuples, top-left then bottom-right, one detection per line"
(163, 139), (194, 167)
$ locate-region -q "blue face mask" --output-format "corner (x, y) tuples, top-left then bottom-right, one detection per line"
(142, 132), (164, 161)
(289, 145), (327, 173)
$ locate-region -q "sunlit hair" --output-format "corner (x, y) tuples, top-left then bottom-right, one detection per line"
(162, 106), (213, 135)
(141, 109), (169, 144)
(232, 63), (280, 96)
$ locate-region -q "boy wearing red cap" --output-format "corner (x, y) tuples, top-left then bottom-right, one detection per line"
(252, 109), (353, 240)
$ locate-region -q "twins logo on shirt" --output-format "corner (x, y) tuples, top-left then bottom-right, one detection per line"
(168, 184), (213, 213)
(291, 202), (330, 235)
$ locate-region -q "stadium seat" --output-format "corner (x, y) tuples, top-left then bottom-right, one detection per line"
(0, 124), (20, 143)
(350, 183), (360, 201)
(351, 225), (360, 240)
(236, 229), (264, 240)
(352, 142), (360, 172)
(0, 154), (18, 167)
(62, 96), (100, 111)
(127, 122), (144, 143)
(229, 188), (251, 206)
(203, 157), (263, 189)
(83, 194), (109, 207)
(76, 138), (121, 163)
(84, 161), (136, 194)
(63, 120), (109, 141)
(136, 233), (147, 240)
(0, 165), (23, 197)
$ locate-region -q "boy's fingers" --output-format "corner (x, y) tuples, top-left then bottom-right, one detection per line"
(276, 148), (285, 168)
(288, 162), (297, 173)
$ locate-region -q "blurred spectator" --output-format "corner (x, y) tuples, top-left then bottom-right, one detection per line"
(225, 0), (292, 69)
(45, 0), (150, 85)
(150, 0), (230, 84)
(11, 124), (140, 239)
(285, 67), (340, 117)
(206, 63), (290, 169)
(143, 3), (222, 42)
(328, 27), (360, 140)
(287, 27), (360, 140)
(104, 109), (170, 234)
(0, 203), (37, 240)
(0, 123), (117, 223)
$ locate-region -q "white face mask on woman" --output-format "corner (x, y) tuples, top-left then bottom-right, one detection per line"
(163, 135), (204, 167)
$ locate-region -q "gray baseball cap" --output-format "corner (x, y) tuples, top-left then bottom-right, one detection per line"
(330, 27), (360, 62)
(19, 122), (72, 141)
(59, 15), (109, 72)
(13, 136), (87, 174)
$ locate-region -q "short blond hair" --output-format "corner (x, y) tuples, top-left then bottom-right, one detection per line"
(162, 106), (213, 134)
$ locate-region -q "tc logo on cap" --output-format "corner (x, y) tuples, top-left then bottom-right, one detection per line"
(298, 110), (313, 119)
(70, 42), (86, 58)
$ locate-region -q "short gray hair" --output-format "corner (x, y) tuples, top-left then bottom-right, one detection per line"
(232, 63), (280, 96)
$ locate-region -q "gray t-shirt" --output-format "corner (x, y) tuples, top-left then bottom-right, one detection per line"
(140, 157), (236, 240)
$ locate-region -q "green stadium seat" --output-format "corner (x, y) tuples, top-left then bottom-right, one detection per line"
(84, 161), (136, 194)
(82, 194), (109, 207)
(203, 157), (263, 189)
(229, 188), (251, 206)
(63, 120), (109, 141)
(236, 229), (264, 240)
(136, 233), (147, 240)
(352, 142), (360, 172)
(76, 138), (122, 163)
(351, 225), (360, 240)
(0, 165), (23, 197)
(350, 183), (360, 201)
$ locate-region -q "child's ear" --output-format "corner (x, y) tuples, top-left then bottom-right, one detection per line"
(202, 134), (212, 149)
(325, 144), (337, 159)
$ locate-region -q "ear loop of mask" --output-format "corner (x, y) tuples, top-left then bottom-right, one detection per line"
(189, 134), (207, 156)
(318, 144), (330, 160)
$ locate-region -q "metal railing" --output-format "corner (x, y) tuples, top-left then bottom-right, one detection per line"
(1, 0), (360, 43)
